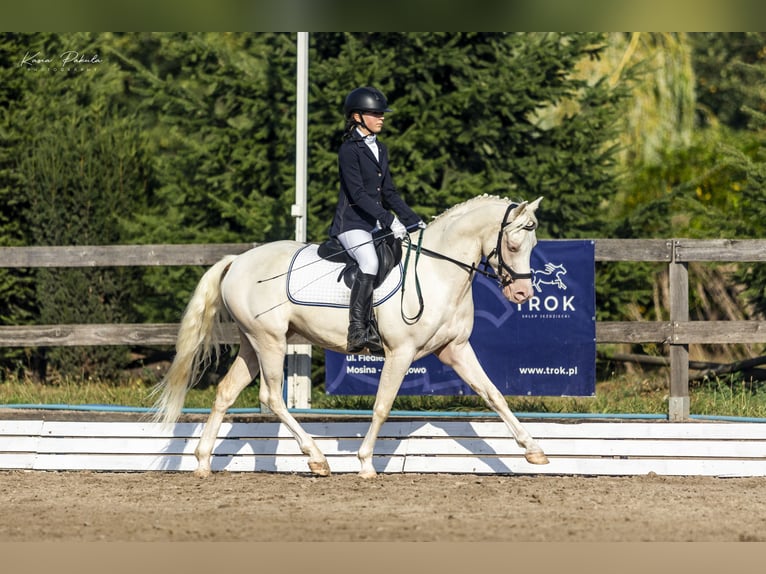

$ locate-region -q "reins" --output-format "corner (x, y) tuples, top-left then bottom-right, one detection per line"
(399, 231), (425, 324)
(399, 234), (495, 325)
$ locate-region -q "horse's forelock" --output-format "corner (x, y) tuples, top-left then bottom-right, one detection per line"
(506, 203), (538, 233)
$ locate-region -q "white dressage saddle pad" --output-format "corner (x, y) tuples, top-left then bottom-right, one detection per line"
(286, 244), (403, 308)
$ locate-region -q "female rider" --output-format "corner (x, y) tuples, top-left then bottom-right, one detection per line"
(329, 86), (425, 354)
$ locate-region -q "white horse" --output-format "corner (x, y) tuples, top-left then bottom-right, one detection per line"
(152, 195), (549, 477)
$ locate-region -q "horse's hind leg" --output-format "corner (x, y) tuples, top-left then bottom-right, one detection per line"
(257, 337), (331, 476)
(194, 340), (260, 478)
(436, 341), (549, 465)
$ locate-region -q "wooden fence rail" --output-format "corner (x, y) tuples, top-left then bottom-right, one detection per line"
(2, 239), (766, 420)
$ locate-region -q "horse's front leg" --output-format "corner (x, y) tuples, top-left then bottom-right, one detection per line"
(358, 352), (413, 478)
(435, 341), (549, 465)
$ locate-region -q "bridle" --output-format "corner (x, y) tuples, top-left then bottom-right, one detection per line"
(400, 201), (537, 323)
(485, 202), (537, 287)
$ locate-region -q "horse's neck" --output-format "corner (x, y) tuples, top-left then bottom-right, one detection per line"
(426, 200), (502, 261)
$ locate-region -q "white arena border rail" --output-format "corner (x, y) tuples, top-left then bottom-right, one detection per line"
(2, 418), (766, 477)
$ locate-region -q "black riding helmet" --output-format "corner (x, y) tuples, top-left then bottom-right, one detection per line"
(343, 86), (392, 119)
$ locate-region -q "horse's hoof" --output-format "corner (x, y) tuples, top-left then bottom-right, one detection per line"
(358, 469), (378, 479)
(525, 450), (550, 465)
(193, 468), (212, 478)
(309, 460), (332, 476)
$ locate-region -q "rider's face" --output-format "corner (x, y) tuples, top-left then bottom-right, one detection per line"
(355, 111), (385, 135)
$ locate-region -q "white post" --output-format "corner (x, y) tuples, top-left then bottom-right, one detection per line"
(285, 31), (312, 409)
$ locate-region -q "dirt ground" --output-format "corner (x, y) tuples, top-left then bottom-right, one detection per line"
(1, 469), (765, 542)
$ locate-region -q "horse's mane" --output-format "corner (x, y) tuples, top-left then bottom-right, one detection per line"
(429, 194), (519, 224)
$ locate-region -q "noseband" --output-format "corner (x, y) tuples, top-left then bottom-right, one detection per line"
(485, 202), (536, 288)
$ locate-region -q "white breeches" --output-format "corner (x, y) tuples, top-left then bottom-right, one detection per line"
(337, 229), (379, 276)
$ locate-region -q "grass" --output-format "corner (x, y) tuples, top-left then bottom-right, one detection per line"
(2, 371), (766, 419)
(691, 376), (766, 418)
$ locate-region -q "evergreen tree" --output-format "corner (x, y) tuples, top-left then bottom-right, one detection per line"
(4, 32), (152, 379)
(691, 32), (766, 130)
(720, 91), (766, 318)
(0, 34), (37, 365)
(109, 32), (300, 320)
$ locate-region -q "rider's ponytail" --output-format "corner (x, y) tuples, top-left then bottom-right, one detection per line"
(342, 118), (358, 141)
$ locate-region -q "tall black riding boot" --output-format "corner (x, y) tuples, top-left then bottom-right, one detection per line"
(347, 273), (383, 354)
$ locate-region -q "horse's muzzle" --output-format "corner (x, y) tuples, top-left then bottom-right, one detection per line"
(502, 279), (533, 304)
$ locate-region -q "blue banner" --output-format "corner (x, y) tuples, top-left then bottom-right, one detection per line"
(325, 240), (595, 397)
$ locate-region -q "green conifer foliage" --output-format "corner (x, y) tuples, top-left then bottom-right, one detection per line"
(308, 33), (628, 240)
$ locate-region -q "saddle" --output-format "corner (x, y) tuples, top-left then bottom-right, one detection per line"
(317, 231), (403, 289)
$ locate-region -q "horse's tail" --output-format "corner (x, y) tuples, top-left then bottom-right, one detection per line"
(150, 254), (238, 426)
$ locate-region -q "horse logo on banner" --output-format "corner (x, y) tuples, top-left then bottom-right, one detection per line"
(532, 262), (568, 292)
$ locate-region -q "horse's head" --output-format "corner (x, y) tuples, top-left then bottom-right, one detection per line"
(490, 197), (542, 304)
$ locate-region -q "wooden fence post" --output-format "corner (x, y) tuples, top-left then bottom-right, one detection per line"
(669, 240), (690, 421)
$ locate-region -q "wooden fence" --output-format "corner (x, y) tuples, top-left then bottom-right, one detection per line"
(2, 239), (766, 420)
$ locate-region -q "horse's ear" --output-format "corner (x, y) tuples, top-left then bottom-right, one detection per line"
(528, 196), (543, 212)
(509, 201), (528, 220)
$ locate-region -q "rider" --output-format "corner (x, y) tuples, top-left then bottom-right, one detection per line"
(329, 86), (425, 354)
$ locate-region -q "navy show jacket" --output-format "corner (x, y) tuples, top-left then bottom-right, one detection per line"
(329, 131), (420, 237)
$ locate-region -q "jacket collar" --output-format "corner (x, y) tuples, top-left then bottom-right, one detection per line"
(351, 130), (383, 166)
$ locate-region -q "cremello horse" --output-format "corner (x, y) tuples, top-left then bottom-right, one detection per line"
(152, 195), (549, 477)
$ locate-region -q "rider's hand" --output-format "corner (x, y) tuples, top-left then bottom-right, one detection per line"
(390, 217), (407, 240)
(416, 220), (427, 229)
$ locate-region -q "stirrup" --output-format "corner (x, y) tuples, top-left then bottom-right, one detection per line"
(346, 325), (368, 353)
(364, 336), (383, 355)
(365, 325), (383, 354)
(346, 328), (383, 355)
